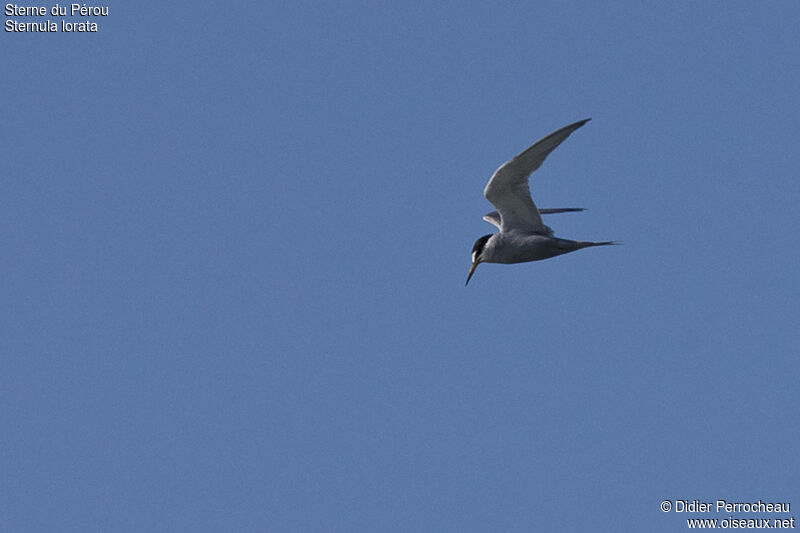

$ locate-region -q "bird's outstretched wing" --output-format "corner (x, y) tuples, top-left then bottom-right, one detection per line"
(483, 118), (590, 234)
(483, 208), (585, 228)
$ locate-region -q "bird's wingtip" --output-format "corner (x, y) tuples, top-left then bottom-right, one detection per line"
(567, 118), (591, 130)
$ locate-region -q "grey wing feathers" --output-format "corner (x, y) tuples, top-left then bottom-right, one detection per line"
(483, 208), (585, 228)
(539, 207), (585, 214)
(483, 118), (590, 234)
(482, 211), (502, 229)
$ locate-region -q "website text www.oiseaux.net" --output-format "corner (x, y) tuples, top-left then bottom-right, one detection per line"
(685, 516), (794, 529)
(662, 499), (794, 529)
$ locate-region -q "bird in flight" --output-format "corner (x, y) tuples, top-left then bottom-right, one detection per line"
(466, 119), (616, 285)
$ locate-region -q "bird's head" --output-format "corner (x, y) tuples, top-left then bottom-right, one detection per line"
(465, 234), (492, 286)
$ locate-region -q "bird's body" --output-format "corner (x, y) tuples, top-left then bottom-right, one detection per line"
(478, 232), (614, 264)
(466, 118), (616, 285)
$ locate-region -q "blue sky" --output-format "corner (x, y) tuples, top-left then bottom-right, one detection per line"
(3, 1), (799, 531)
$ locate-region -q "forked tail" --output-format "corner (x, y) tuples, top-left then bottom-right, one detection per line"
(577, 240), (620, 248)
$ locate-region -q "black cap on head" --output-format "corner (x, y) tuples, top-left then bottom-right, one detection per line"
(466, 234), (492, 286)
(471, 234), (492, 258)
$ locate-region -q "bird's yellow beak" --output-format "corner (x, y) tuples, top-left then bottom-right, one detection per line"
(465, 261), (479, 286)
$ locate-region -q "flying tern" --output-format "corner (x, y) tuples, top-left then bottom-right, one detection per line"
(466, 118), (616, 285)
